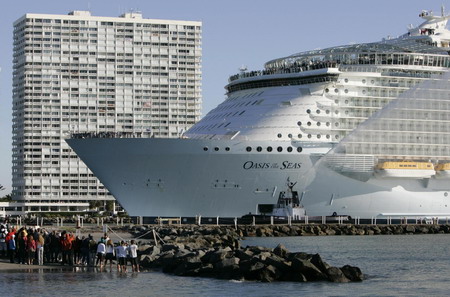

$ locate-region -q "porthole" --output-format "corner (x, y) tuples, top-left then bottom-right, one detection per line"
(256, 146), (262, 152)
(326, 122), (330, 126)
(362, 90), (366, 94)
(371, 80), (375, 84)
(246, 146), (252, 152)
(335, 122), (339, 127)
(325, 88), (329, 93)
(316, 110), (320, 114)
(445, 192), (448, 197)
(306, 109), (311, 114)
(277, 147), (283, 152)
(214, 147), (219, 151)
(277, 133), (282, 138)
(307, 134), (312, 138)
(345, 100), (349, 104)
(345, 110), (349, 115)
(267, 147), (273, 152)
(335, 135), (340, 139)
(344, 78), (348, 83)
(334, 100), (339, 104)
(317, 122), (321, 126)
(288, 133), (292, 138)
(362, 79), (366, 84)
(334, 110), (339, 115)
(225, 147), (230, 151)
(344, 89), (348, 94)
(298, 134), (302, 139)
(334, 89), (339, 93)
(203, 147), (208, 151)
(297, 147), (303, 153)
(287, 147), (293, 152)
(307, 122), (312, 126)
(317, 134), (321, 139)
(297, 121), (302, 126)
(326, 110), (330, 114)
(326, 135), (330, 139)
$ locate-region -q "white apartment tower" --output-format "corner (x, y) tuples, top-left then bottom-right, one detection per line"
(12, 11), (202, 212)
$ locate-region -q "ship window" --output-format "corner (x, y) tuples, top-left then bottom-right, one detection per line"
(345, 100), (349, 104)
(362, 90), (366, 94)
(297, 147), (303, 153)
(214, 147), (219, 151)
(306, 109), (311, 114)
(287, 147), (293, 152)
(256, 146), (262, 152)
(316, 110), (320, 114)
(298, 134), (302, 138)
(326, 110), (330, 114)
(203, 147), (208, 151)
(225, 147), (230, 151)
(277, 147), (283, 152)
(267, 147), (273, 152)
(335, 122), (339, 127)
(277, 133), (282, 138)
(307, 122), (312, 126)
(307, 134), (312, 138)
(344, 78), (348, 83)
(326, 135), (330, 139)
(371, 80), (375, 84)
(335, 135), (339, 139)
(326, 122), (330, 126)
(334, 89), (339, 93)
(325, 88), (329, 93)
(317, 122), (321, 126)
(317, 134), (321, 139)
(288, 133), (292, 138)
(362, 79), (366, 84)
(334, 100), (339, 104)
(297, 121), (302, 126)
(246, 146), (252, 152)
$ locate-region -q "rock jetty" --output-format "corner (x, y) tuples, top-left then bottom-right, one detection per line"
(135, 226), (364, 283)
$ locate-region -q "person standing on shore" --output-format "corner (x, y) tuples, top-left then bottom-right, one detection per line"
(6, 230), (16, 263)
(96, 238), (106, 268)
(36, 232), (45, 265)
(117, 241), (128, 273)
(17, 230), (27, 264)
(128, 240), (139, 272)
(104, 239), (115, 270)
(26, 234), (36, 265)
(0, 224), (7, 257)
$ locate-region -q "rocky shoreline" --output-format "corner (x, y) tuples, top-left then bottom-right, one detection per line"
(134, 224), (366, 283)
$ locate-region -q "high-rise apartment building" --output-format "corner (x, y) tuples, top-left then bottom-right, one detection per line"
(12, 11), (202, 213)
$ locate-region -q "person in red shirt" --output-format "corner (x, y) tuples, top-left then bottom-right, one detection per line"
(26, 234), (36, 265)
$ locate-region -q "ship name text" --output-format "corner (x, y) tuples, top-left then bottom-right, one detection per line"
(243, 161), (301, 170)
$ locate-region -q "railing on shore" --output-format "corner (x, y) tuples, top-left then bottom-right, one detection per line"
(131, 215), (448, 227)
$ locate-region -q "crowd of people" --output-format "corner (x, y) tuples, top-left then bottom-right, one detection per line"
(0, 223), (140, 272)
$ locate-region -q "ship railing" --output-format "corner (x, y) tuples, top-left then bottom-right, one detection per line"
(70, 131), (153, 139)
(228, 61), (340, 82)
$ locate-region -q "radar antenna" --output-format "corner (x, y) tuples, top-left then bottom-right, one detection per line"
(239, 65), (247, 72)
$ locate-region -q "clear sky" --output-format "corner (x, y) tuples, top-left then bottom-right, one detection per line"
(0, 0), (445, 194)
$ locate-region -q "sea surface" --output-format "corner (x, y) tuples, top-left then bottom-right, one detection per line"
(2, 234), (450, 296)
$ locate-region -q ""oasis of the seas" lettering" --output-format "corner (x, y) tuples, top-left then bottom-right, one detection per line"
(243, 161), (301, 170)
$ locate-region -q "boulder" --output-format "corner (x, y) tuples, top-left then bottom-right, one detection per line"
(291, 257), (328, 281)
(326, 267), (350, 283)
(341, 265), (364, 282)
(273, 243), (289, 258)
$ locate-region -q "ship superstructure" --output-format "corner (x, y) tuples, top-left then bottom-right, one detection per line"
(67, 8), (450, 218)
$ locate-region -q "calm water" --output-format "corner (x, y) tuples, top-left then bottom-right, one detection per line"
(2, 234), (450, 296)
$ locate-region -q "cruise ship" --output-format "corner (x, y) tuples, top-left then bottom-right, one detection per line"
(67, 8), (450, 219)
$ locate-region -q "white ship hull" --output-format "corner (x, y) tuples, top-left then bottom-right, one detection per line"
(303, 163), (450, 218)
(67, 138), (330, 217)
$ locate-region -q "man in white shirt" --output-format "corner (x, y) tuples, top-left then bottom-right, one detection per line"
(128, 240), (139, 272)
